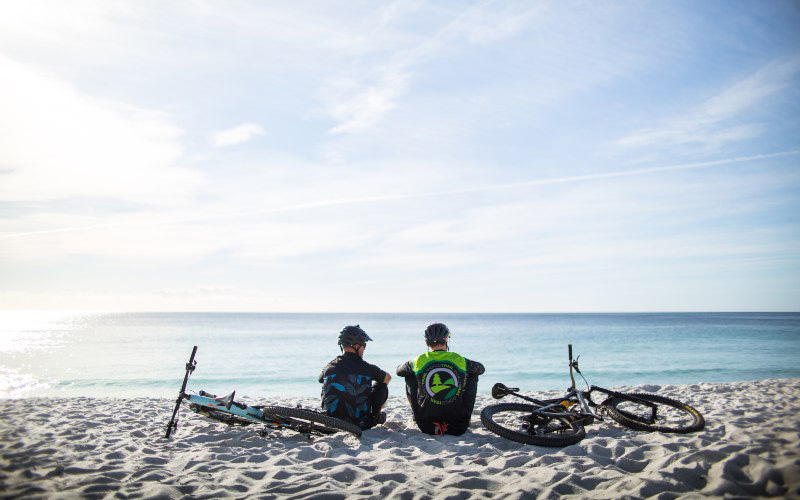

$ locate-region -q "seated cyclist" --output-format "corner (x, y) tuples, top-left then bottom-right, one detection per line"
(319, 325), (391, 430)
(396, 323), (485, 436)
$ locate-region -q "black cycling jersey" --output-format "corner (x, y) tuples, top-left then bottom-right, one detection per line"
(397, 350), (485, 435)
(319, 352), (387, 430)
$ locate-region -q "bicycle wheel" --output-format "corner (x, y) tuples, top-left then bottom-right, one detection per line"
(262, 406), (362, 438)
(601, 393), (704, 433)
(480, 403), (585, 447)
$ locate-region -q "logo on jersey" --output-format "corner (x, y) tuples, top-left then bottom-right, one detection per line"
(423, 364), (461, 404)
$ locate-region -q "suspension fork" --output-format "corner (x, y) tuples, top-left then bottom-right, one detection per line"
(574, 390), (593, 416)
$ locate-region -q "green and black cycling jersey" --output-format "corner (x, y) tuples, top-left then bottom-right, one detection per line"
(396, 351), (485, 429)
(319, 352), (387, 430)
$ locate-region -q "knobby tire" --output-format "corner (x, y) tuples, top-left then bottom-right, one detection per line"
(262, 406), (362, 438)
(601, 393), (705, 433)
(480, 403), (585, 447)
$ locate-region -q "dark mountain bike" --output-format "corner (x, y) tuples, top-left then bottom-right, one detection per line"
(480, 345), (705, 447)
(165, 346), (362, 439)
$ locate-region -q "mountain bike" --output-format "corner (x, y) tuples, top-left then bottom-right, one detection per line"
(480, 344), (705, 447)
(165, 346), (362, 439)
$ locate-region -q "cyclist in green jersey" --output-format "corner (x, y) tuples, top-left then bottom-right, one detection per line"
(396, 323), (485, 435)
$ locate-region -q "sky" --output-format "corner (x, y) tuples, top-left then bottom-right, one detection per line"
(0, 0), (799, 312)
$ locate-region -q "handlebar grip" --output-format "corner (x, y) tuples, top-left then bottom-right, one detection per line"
(568, 344), (572, 362)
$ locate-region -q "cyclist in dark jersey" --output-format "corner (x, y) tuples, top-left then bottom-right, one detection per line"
(319, 325), (391, 430)
(396, 323), (485, 436)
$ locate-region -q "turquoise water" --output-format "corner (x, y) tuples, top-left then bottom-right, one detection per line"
(1, 312), (798, 399)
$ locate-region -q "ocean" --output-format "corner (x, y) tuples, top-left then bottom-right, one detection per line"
(1, 312), (798, 399)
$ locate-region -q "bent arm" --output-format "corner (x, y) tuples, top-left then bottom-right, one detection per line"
(467, 360), (485, 376)
(319, 359), (336, 383)
(396, 361), (412, 377)
(368, 362), (391, 385)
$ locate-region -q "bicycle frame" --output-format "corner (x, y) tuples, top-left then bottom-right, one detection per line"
(496, 344), (660, 425)
(187, 391), (267, 424)
(165, 347), (298, 436)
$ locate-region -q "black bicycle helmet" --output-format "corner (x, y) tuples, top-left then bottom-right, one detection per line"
(338, 324), (373, 348)
(424, 323), (450, 345)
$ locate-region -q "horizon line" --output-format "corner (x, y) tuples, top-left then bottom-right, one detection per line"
(1, 309), (797, 314)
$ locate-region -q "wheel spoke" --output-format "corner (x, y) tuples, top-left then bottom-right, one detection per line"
(481, 402), (586, 447)
(603, 393), (704, 433)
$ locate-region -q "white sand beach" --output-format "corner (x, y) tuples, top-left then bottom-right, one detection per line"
(1, 379), (798, 499)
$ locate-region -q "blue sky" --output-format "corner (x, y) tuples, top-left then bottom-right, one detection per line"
(1, 0), (798, 312)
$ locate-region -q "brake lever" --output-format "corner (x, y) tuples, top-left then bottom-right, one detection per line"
(571, 354), (582, 374)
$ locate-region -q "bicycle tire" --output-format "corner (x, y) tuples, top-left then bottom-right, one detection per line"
(601, 393), (704, 433)
(480, 403), (585, 447)
(262, 406), (362, 438)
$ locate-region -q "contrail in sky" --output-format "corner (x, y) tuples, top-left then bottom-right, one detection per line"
(1, 150), (797, 239)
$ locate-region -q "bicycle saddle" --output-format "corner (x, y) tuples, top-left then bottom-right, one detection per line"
(492, 383), (518, 399)
(214, 391), (236, 410)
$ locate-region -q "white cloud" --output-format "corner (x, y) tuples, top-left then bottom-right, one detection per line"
(2, 150), (793, 244)
(0, 1), (111, 46)
(454, 3), (543, 44)
(702, 59), (799, 118)
(211, 123), (265, 147)
(155, 285), (259, 298)
(0, 288), (285, 312)
(617, 58), (800, 152)
(0, 54), (201, 204)
(0, 2), (797, 312)
(320, 2), (546, 135)
(326, 73), (408, 134)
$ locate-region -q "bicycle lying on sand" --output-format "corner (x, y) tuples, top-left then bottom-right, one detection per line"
(481, 344), (705, 447)
(165, 346), (362, 439)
